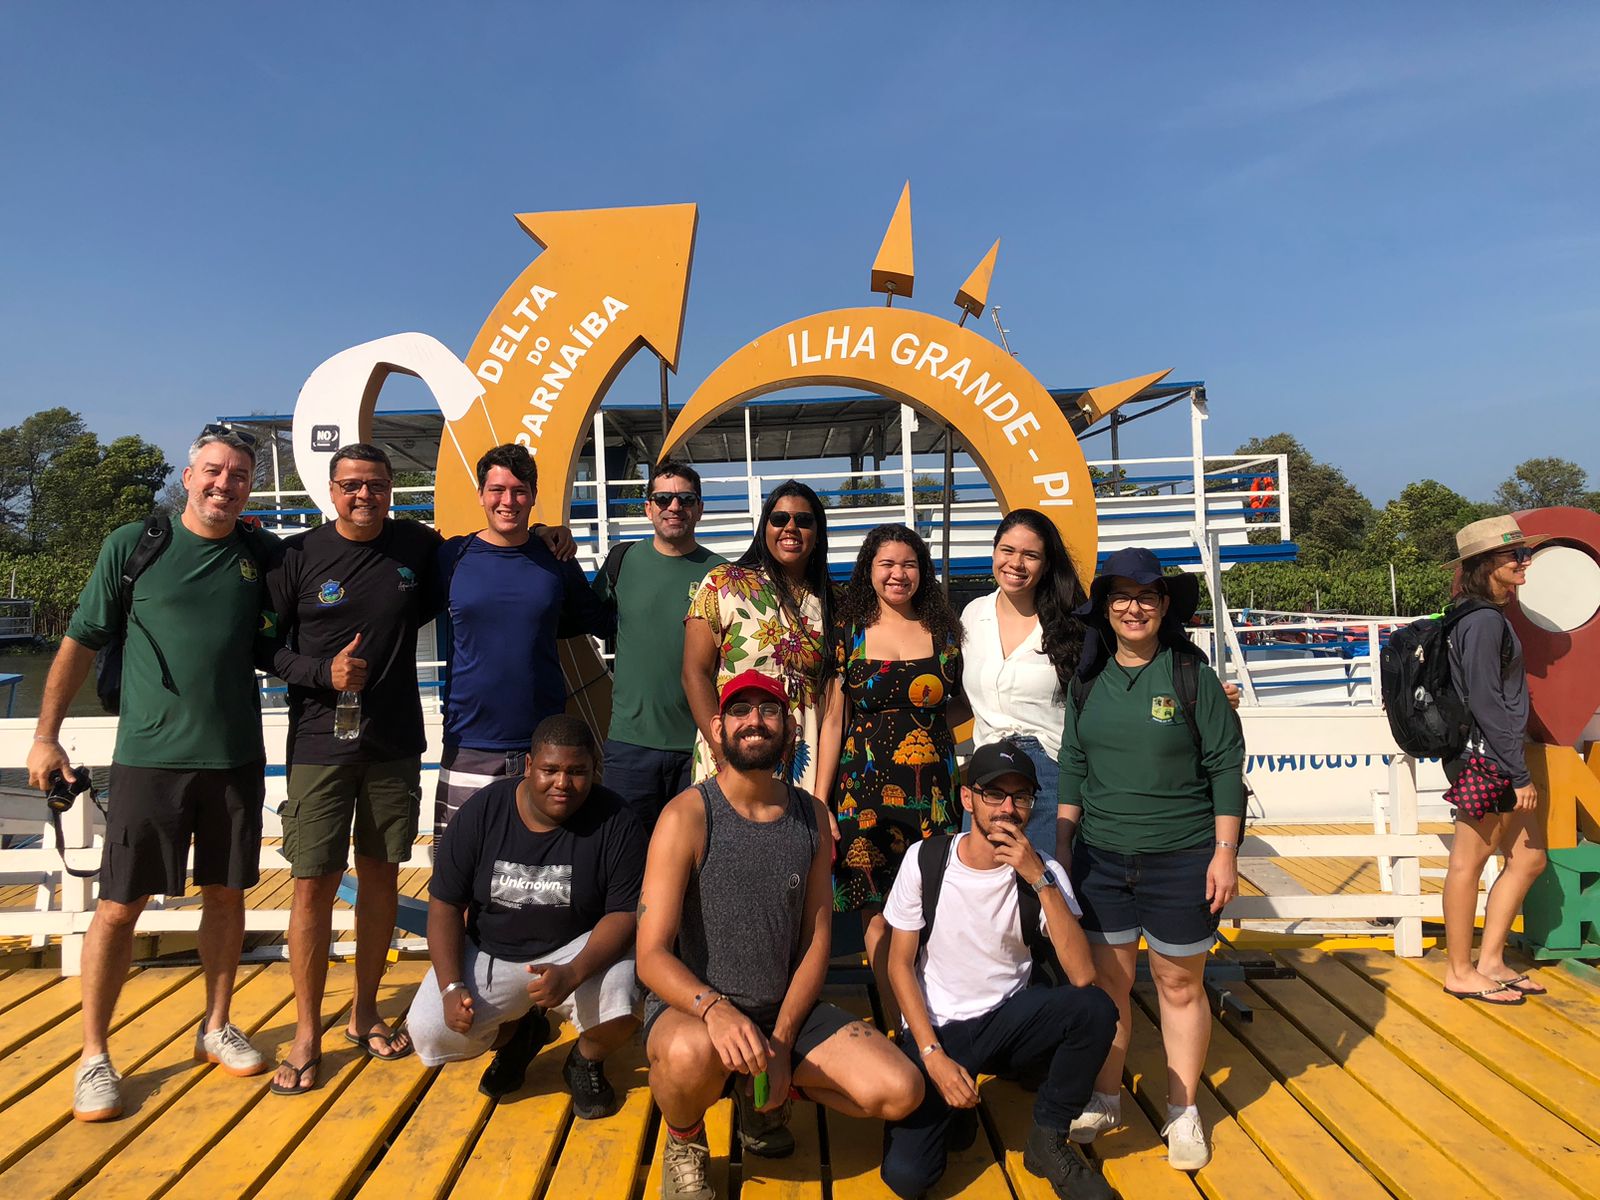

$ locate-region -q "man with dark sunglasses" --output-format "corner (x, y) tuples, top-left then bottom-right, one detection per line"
(590, 460), (724, 833)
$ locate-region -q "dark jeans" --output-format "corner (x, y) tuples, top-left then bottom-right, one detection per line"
(601, 739), (693, 835)
(881, 984), (1117, 1199)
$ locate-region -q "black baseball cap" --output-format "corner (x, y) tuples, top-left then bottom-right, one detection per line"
(966, 739), (1039, 790)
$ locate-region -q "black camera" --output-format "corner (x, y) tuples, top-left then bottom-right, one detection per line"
(46, 766), (91, 815)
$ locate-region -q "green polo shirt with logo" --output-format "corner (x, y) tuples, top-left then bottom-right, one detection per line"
(1058, 646), (1245, 854)
(66, 518), (274, 769)
(592, 541), (724, 752)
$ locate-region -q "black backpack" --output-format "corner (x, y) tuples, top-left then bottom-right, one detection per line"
(94, 514), (175, 713)
(1379, 598), (1502, 760)
(918, 833), (1063, 987)
(595, 540), (635, 655)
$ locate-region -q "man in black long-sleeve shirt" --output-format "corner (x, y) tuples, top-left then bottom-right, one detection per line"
(264, 444), (441, 1092)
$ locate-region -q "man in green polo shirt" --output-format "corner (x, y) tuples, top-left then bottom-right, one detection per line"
(591, 460), (724, 833)
(28, 426), (278, 1122)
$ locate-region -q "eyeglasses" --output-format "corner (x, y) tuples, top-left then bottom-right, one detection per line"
(1107, 590), (1163, 611)
(724, 700), (784, 720)
(972, 786), (1036, 811)
(768, 511), (817, 531)
(650, 491), (700, 509)
(1498, 547), (1536, 565)
(195, 423), (258, 448)
(333, 479), (393, 497)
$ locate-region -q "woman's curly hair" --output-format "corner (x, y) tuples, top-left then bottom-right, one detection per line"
(836, 524), (962, 650)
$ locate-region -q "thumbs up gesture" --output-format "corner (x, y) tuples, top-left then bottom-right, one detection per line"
(330, 633), (367, 691)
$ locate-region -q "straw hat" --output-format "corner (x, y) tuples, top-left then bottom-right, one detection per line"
(1446, 515), (1551, 565)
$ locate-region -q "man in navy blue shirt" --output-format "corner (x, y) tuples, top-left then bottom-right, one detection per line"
(434, 444), (613, 843)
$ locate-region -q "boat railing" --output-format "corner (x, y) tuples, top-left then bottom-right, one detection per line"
(0, 711), (1461, 973)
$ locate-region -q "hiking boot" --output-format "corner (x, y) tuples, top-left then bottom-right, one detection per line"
(1024, 1124), (1113, 1200)
(563, 1042), (618, 1119)
(1162, 1107), (1210, 1171)
(662, 1129), (714, 1200)
(733, 1078), (795, 1158)
(195, 1021), (268, 1076)
(73, 1053), (123, 1122)
(1067, 1090), (1121, 1144)
(479, 1009), (550, 1099)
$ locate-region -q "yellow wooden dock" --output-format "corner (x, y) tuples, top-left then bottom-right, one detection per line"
(0, 945), (1595, 1200)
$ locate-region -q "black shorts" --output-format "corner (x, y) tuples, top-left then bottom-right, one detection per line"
(641, 996), (856, 1067)
(1071, 841), (1220, 958)
(100, 762), (265, 903)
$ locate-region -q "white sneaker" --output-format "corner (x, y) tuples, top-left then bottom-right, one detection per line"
(194, 1021), (267, 1076)
(1162, 1107), (1210, 1170)
(73, 1053), (124, 1122)
(1068, 1090), (1121, 1144)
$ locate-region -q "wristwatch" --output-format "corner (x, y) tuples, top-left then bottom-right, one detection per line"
(919, 1042), (941, 1058)
(1030, 874), (1053, 894)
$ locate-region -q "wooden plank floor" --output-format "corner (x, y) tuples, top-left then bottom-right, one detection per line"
(0, 944), (1593, 1199)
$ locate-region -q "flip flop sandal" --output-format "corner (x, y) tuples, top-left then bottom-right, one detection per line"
(345, 1021), (415, 1061)
(1495, 973), (1548, 996)
(268, 1056), (321, 1096)
(1444, 985), (1525, 1006)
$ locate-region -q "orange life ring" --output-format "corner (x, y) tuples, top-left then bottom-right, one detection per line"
(1248, 476), (1273, 510)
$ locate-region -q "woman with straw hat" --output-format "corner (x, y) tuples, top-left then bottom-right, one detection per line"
(1439, 515), (1550, 1006)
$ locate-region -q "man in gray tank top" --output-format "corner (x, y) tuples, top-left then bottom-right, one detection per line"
(637, 670), (924, 1200)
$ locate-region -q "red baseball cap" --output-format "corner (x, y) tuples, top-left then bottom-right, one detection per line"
(719, 669), (788, 711)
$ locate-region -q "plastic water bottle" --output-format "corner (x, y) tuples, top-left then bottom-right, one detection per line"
(334, 690), (361, 741)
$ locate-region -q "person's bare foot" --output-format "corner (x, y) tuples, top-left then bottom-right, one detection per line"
(1443, 967), (1522, 1003)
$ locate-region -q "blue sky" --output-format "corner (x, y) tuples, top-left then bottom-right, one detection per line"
(2, 4), (1596, 504)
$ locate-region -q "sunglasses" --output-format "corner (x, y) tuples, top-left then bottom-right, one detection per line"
(333, 479), (393, 497)
(1499, 546), (1536, 565)
(767, 511), (817, 531)
(650, 491), (700, 509)
(724, 700), (784, 720)
(196, 423), (258, 448)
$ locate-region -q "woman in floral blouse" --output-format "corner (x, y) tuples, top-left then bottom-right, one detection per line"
(682, 480), (839, 800)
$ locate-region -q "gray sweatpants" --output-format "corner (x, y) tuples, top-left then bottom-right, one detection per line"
(408, 930), (639, 1067)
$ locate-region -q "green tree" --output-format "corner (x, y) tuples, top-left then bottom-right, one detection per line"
(1236, 433), (1373, 565)
(1364, 479), (1495, 565)
(0, 407), (90, 549)
(32, 434), (171, 559)
(1493, 457), (1599, 512)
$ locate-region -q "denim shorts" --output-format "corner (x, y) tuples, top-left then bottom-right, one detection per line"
(1070, 841), (1219, 958)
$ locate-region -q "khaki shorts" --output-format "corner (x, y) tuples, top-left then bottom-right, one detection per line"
(282, 757), (421, 877)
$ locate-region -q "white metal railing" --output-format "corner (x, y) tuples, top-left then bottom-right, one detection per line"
(1, 707), (1467, 972)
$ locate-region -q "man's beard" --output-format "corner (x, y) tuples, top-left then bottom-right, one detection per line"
(720, 726), (784, 772)
(977, 808), (1023, 845)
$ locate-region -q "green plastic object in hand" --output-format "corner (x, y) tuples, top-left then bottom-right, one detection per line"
(754, 1070), (770, 1108)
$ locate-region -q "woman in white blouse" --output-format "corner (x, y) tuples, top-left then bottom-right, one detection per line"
(961, 509), (1089, 852)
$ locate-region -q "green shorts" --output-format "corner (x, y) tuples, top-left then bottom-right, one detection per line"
(282, 757), (422, 877)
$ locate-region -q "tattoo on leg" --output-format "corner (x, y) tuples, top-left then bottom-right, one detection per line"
(636, 902), (647, 919)
(845, 1021), (872, 1039)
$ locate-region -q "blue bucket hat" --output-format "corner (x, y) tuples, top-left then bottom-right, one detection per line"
(1073, 547), (1205, 678)
(1077, 547), (1201, 625)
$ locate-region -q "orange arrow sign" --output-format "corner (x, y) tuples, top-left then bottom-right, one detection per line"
(433, 203), (698, 535)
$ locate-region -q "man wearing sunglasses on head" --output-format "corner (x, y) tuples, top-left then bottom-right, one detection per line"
(27, 425), (281, 1121)
(880, 740), (1116, 1200)
(590, 460), (724, 834)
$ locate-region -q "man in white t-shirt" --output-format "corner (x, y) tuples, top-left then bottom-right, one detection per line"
(880, 740), (1117, 1200)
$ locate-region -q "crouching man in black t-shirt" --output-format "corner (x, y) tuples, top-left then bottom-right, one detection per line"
(407, 715), (646, 1115)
